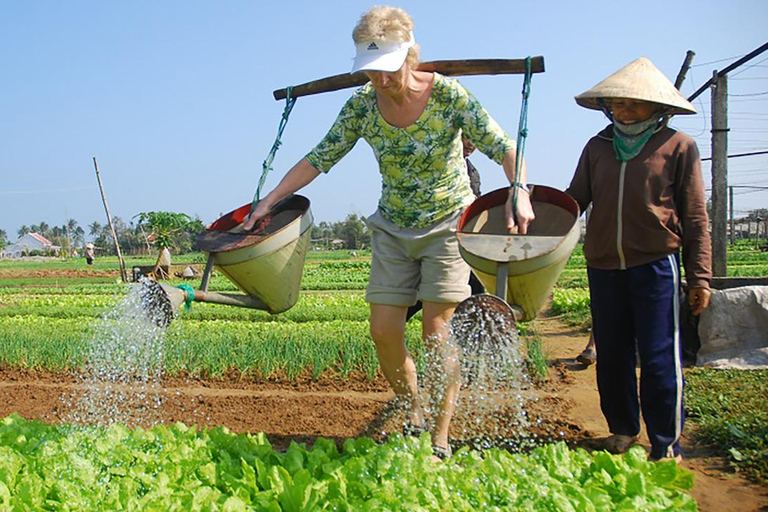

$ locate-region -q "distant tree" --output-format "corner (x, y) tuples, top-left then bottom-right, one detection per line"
(134, 211), (193, 277)
(310, 221), (334, 250)
(0, 229), (7, 251)
(89, 221), (101, 236)
(134, 211), (192, 254)
(32, 222), (50, 237)
(94, 216), (128, 256)
(17, 225), (30, 238)
(340, 214), (367, 250)
(180, 216), (206, 253)
(65, 218), (77, 253)
(73, 225), (85, 249)
(319, 221), (333, 249)
(748, 208), (768, 221)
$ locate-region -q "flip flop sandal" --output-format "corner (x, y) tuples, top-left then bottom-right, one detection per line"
(650, 454), (683, 464)
(403, 420), (429, 438)
(431, 444), (452, 460)
(576, 347), (597, 366)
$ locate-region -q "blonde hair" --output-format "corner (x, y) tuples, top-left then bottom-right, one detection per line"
(352, 5), (420, 68)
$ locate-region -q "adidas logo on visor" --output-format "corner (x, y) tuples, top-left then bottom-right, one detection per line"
(367, 42), (379, 51)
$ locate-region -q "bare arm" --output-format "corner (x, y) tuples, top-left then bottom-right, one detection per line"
(243, 158), (321, 230)
(501, 150), (535, 234)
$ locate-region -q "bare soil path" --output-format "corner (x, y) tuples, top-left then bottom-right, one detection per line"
(0, 314), (765, 511)
(533, 314), (768, 512)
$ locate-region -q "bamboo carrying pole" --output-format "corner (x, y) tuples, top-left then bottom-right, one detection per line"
(93, 157), (129, 283)
(273, 57), (545, 100)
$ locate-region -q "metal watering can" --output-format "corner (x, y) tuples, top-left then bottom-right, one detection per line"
(141, 195), (313, 327)
(452, 185), (581, 332)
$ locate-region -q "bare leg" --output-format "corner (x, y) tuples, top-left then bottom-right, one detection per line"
(422, 301), (461, 451)
(369, 303), (425, 426)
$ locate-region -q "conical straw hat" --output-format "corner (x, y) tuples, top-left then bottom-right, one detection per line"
(575, 57), (696, 115)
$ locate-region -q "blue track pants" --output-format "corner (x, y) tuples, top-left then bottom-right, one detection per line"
(587, 254), (684, 460)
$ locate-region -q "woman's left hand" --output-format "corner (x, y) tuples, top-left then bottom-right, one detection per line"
(505, 187), (535, 234)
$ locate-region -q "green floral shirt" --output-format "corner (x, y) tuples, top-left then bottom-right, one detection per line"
(305, 73), (516, 228)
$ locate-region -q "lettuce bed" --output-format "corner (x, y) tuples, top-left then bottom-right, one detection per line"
(0, 415), (696, 511)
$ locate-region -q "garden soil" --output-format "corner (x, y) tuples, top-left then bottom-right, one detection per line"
(0, 314), (765, 511)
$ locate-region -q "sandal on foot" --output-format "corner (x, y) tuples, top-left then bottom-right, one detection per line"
(431, 444), (452, 460)
(650, 453), (683, 464)
(576, 347), (596, 366)
(403, 420), (429, 438)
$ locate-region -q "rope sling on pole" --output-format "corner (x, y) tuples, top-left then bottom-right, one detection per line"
(511, 56), (533, 224)
(252, 86), (297, 211)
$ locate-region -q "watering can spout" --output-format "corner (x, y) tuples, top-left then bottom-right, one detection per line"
(138, 281), (188, 328)
(139, 281), (276, 328)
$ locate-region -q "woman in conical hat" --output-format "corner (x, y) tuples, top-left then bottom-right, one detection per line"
(566, 57), (711, 463)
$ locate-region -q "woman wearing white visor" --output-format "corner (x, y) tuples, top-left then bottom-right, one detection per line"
(245, 5), (533, 460)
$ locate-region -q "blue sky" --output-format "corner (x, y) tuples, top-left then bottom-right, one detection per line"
(1, 1), (767, 240)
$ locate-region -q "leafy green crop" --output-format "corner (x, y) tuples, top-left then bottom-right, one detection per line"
(685, 368), (768, 483)
(0, 415), (696, 510)
(551, 288), (590, 315)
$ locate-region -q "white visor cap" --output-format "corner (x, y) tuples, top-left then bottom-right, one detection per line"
(351, 33), (415, 73)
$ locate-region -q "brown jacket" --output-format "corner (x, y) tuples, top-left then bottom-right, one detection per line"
(566, 125), (712, 289)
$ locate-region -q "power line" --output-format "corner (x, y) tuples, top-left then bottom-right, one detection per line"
(691, 55), (743, 67)
(730, 90), (768, 97)
(688, 41), (768, 101)
(730, 55), (768, 79)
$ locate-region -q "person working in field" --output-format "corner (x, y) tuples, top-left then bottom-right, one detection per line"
(243, 5), (534, 460)
(565, 57), (711, 463)
(84, 242), (96, 266)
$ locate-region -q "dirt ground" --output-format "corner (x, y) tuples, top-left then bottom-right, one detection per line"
(0, 314), (766, 511)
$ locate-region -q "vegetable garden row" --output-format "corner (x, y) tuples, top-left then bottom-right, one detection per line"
(0, 247), (766, 509)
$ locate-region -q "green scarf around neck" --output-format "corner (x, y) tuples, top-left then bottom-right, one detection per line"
(612, 117), (661, 162)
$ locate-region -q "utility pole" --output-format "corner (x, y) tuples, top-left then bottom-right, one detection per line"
(710, 71), (728, 276)
(674, 50), (695, 89)
(729, 186), (734, 246)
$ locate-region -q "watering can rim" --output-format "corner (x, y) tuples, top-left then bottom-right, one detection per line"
(457, 184), (581, 264)
(457, 184), (579, 234)
(198, 194), (312, 254)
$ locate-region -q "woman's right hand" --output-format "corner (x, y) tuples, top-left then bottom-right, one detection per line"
(241, 158), (322, 232)
(242, 200), (272, 232)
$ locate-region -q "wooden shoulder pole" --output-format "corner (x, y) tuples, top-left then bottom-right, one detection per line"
(273, 57), (545, 100)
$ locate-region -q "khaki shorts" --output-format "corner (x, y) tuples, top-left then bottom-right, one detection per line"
(365, 209), (471, 306)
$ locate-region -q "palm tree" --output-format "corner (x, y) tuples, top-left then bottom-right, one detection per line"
(89, 221), (102, 237)
(73, 226), (85, 249)
(64, 218), (80, 256)
(0, 229), (7, 251)
(35, 222), (50, 237)
(17, 225), (30, 238)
